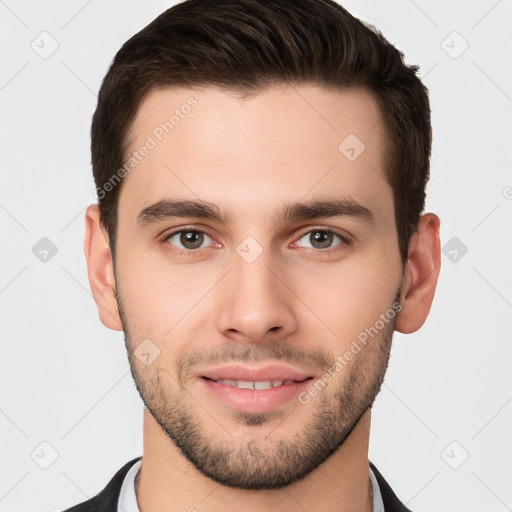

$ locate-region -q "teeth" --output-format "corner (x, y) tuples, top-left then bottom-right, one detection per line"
(215, 379), (296, 389)
(237, 380), (254, 389)
(254, 380), (273, 390)
(219, 379), (237, 387)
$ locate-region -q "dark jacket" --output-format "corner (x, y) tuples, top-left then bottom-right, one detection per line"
(61, 457), (412, 512)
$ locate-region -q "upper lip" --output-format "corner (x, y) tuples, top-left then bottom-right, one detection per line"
(198, 364), (314, 382)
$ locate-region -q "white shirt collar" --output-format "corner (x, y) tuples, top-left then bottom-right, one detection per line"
(117, 459), (385, 512)
(369, 464), (386, 512)
(117, 459), (141, 512)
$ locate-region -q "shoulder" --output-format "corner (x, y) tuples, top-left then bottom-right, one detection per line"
(369, 461), (414, 512)
(60, 457), (142, 512)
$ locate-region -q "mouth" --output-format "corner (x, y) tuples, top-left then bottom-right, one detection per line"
(198, 375), (315, 413)
(201, 376), (312, 390)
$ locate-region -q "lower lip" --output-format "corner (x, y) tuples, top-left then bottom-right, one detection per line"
(199, 377), (313, 413)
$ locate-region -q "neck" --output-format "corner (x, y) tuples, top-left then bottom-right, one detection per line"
(135, 408), (374, 512)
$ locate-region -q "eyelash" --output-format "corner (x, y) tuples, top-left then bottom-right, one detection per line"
(160, 226), (351, 257)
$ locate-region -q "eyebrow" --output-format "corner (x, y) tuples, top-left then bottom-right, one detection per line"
(137, 199), (231, 225)
(136, 197), (376, 227)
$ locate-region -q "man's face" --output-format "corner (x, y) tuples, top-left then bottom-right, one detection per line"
(113, 85), (404, 489)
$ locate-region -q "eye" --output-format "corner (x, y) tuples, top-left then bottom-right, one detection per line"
(162, 229), (214, 252)
(294, 229), (349, 251)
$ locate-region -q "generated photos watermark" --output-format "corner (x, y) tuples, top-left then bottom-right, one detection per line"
(298, 301), (402, 405)
(93, 96), (198, 200)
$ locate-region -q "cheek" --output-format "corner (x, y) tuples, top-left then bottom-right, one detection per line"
(115, 248), (183, 333)
(116, 244), (221, 342)
(290, 251), (400, 346)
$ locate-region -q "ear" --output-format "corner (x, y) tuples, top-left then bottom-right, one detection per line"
(395, 213), (441, 334)
(83, 204), (123, 331)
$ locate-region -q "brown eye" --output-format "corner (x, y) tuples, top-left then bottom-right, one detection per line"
(310, 230), (334, 249)
(296, 229), (347, 251)
(164, 230), (211, 251)
(181, 231), (204, 249)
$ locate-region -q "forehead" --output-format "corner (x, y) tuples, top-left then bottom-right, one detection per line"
(128, 84), (384, 150)
(119, 84), (392, 224)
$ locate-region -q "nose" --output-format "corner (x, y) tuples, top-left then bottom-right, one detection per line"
(215, 244), (299, 344)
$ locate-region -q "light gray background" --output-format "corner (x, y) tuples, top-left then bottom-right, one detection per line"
(1, 1), (511, 511)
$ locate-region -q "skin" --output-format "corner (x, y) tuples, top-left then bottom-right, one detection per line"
(84, 85), (441, 512)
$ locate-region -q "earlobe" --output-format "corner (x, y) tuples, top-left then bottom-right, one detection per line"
(83, 204), (123, 331)
(395, 213), (441, 334)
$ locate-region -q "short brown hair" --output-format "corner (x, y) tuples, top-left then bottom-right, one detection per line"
(91, 0), (431, 263)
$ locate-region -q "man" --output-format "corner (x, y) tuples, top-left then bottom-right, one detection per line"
(64, 0), (440, 510)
